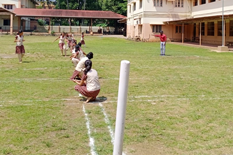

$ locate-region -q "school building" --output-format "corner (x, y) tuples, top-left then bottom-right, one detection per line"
(127, 0), (233, 49)
(0, 0), (126, 35)
(0, 0), (38, 33)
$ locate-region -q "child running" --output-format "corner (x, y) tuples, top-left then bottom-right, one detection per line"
(73, 59), (100, 103)
(81, 32), (85, 46)
(66, 33), (73, 52)
(53, 32), (67, 56)
(14, 30), (25, 63)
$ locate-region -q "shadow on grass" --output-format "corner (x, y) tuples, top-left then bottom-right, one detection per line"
(23, 61), (35, 63)
(79, 96), (107, 104)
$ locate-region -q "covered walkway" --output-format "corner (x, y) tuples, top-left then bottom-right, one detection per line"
(0, 8), (126, 34)
(0, 7), (15, 34)
(165, 14), (233, 49)
(170, 42), (233, 52)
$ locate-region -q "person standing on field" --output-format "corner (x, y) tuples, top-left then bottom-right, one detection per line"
(14, 30), (25, 63)
(154, 30), (167, 56)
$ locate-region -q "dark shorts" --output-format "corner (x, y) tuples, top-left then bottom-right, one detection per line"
(15, 45), (25, 54)
(75, 84), (100, 99)
(59, 43), (64, 50)
(81, 40), (85, 45)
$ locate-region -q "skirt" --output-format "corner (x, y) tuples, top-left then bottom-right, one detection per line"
(75, 84), (100, 99)
(59, 43), (64, 50)
(68, 40), (72, 47)
(81, 40), (85, 45)
(15, 45), (25, 54)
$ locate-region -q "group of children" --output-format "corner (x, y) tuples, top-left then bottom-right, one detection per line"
(67, 34), (100, 103)
(14, 30), (100, 103)
(53, 32), (85, 57)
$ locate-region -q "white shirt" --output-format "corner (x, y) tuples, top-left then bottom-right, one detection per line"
(72, 48), (76, 54)
(59, 35), (66, 43)
(85, 69), (100, 91)
(67, 35), (72, 40)
(75, 57), (88, 72)
(76, 50), (85, 60)
(16, 35), (23, 46)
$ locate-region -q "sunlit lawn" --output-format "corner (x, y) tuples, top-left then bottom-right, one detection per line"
(0, 34), (233, 155)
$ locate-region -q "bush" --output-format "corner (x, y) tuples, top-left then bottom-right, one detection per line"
(51, 30), (55, 36)
(38, 19), (46, 26)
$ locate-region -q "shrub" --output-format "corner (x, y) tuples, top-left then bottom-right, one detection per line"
(51, 30), (55, 36)
(38, 19), (46, 26)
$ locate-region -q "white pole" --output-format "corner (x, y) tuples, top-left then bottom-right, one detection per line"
(113, 60), (130, 155)
(222, 0), (224, 46)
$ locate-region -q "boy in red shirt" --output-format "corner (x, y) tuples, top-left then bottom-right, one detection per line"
(154, 30), (167, 56)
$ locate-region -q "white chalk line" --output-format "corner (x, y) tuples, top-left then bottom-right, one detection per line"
(0, 95), (232, 105)
(98, 103), (114, 144)
(0, 78), (68, 83)
(98, 103), (126, 155)
(82, 105), (98, 155)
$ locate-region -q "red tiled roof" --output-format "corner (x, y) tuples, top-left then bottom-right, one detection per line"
(13, 8), (126, 19)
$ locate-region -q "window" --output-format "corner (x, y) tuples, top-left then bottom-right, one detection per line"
(175, 0), (184, 7)
(4, 5), (13, 10)
(218, 21), (226, 36)
(139, 0), (143, 9)
(152, 25), (162, 33)
(209, 0), (215, 2)
(230, 20), (233, 36)
(193, 0), (198, 6)
(207, 22), (214, 36)
(200, 0), (206, 5)
(139, 25), (142, 34)
(154, 0), (163, 7)
(201, 22), (205, 35)
(3, 19), (10, 26)
(176, 26), (182, 33)
(129, 5), (131, 13)
(133, 3), (136, 11)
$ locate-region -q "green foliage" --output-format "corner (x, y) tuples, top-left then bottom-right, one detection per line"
(51, 30), (55, 36)
(55, 0), (127, 16)
(36, 6), (43, 9)
(37, 19), (46, 26)
(95, 23), (108, 27)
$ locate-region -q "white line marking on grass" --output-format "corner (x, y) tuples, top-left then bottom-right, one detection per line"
(98, 103), (126, 155)
(0, 78), (67, 83)
(82, 105), (97, 155)
(99, 103), (114, 144)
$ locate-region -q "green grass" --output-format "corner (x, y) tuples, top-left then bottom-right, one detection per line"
(0, 35), (233, 155)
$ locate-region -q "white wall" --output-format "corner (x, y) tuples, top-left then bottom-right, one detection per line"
(0, 0), (19, 9)
(192, 0), (233, 18)
(0, 0), (36, 9)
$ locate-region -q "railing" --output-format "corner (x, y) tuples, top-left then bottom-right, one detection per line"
(0, 25), (124, 35)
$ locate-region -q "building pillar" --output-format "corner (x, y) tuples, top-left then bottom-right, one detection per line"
(91, 18), (93, 32)
(49, 18), (51, 34)
(182, 23), (184, 43)
(10, 14), (13, 35)
(199, 22), (202, 45)
(223, 20), (225, 46)
(18, 0), (21, 8)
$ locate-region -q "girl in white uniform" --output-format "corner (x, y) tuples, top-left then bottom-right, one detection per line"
(14, 30), (25, 63)
(73, 60), (100, 103)
(71, 45), (86, 67)
(70, 52), (93, 80)
(53, 32), (67, 56)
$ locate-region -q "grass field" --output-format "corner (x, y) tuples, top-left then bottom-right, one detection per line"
(0, 35), (233, 155)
